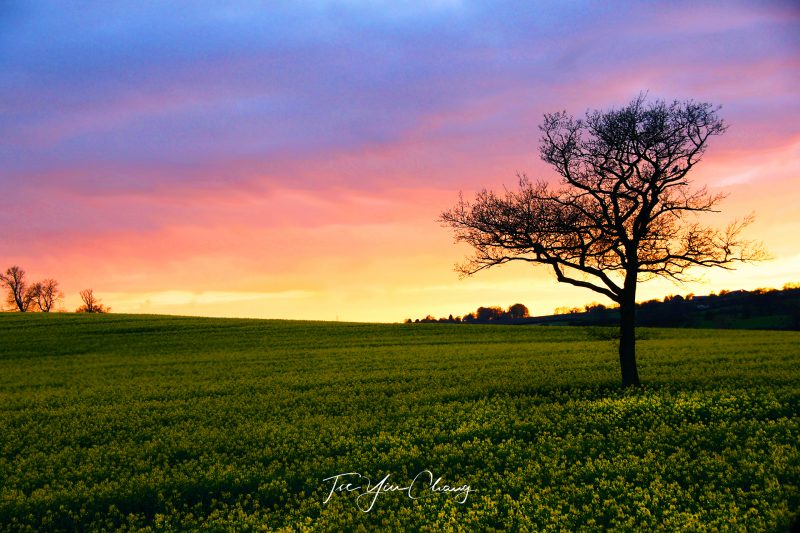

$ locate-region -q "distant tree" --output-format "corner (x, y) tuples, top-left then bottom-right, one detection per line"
(29, 279), (63, 312)
(0, 266), (34, 312)
(441, 94), (765, 386)
(585, 302), (607, 313)
(507, 303), (530, 319)
(475, 306), (504, 322)
(76, 289), (108, 313)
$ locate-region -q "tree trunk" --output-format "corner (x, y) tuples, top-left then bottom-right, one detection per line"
(618, 281), (640, 387)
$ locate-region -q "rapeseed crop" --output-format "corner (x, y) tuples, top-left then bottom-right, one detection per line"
(1, 314), (798, 530)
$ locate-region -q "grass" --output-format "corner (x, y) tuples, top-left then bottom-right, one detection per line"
(1, 313), (799, 531)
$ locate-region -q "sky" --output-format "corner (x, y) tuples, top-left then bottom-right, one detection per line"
(1, 0), (799, 322)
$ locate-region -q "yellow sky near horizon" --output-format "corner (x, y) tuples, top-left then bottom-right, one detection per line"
(4, 2), (798, 323)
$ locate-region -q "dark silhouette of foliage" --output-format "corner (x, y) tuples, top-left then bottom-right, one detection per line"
(409, 303), (530, 324)
(541, 285), (798, 330)
(508, 303), (530, 319)
(441, 93), (765, 386)
(77, 289), (109, 314)
(476, 306), (505, 322)
(406, 285), (798, 331)
(29, 279), (63, 312)
(0, 266), (34, 312)
(1, 266), (66, 312)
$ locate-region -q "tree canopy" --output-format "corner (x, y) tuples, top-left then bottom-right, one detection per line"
(441, 93), (765, 386)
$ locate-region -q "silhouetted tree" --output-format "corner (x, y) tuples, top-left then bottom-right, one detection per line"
(475, 306), (504, 322)
(0, 266), (34, 312)
(77, 289), (108, 313)
(441, 94), (764, 386)
(585, 303), (607, 313)
(30, 279), (63, 312)
(508, 303), (530, 319)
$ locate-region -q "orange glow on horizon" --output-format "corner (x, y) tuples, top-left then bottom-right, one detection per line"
(3, 2), (798, 322)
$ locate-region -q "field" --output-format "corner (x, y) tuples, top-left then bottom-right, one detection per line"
(1, 314), (798, 531)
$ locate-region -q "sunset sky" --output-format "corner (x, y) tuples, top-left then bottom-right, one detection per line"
(2, 1), (799, 322)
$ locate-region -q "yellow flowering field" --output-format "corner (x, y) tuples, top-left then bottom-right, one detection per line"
(1, 314), (798, 530)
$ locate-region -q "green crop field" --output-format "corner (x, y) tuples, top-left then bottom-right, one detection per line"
(1, 314), (798, 531)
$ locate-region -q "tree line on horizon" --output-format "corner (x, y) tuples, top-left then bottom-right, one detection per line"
(0, 265), (108, 314)
(407, 283), (800, 330)
(570, 284), (800, 331)
(406, 303), (530, 324)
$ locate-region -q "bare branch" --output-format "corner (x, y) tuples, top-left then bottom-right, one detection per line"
(442, 93), (765, 301)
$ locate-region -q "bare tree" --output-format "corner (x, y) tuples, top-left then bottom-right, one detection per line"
(441, 94), (765, 387)
(77, 289), (108, 313)
(0, 266), (34, 312)
(29, 279), (63, 312)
